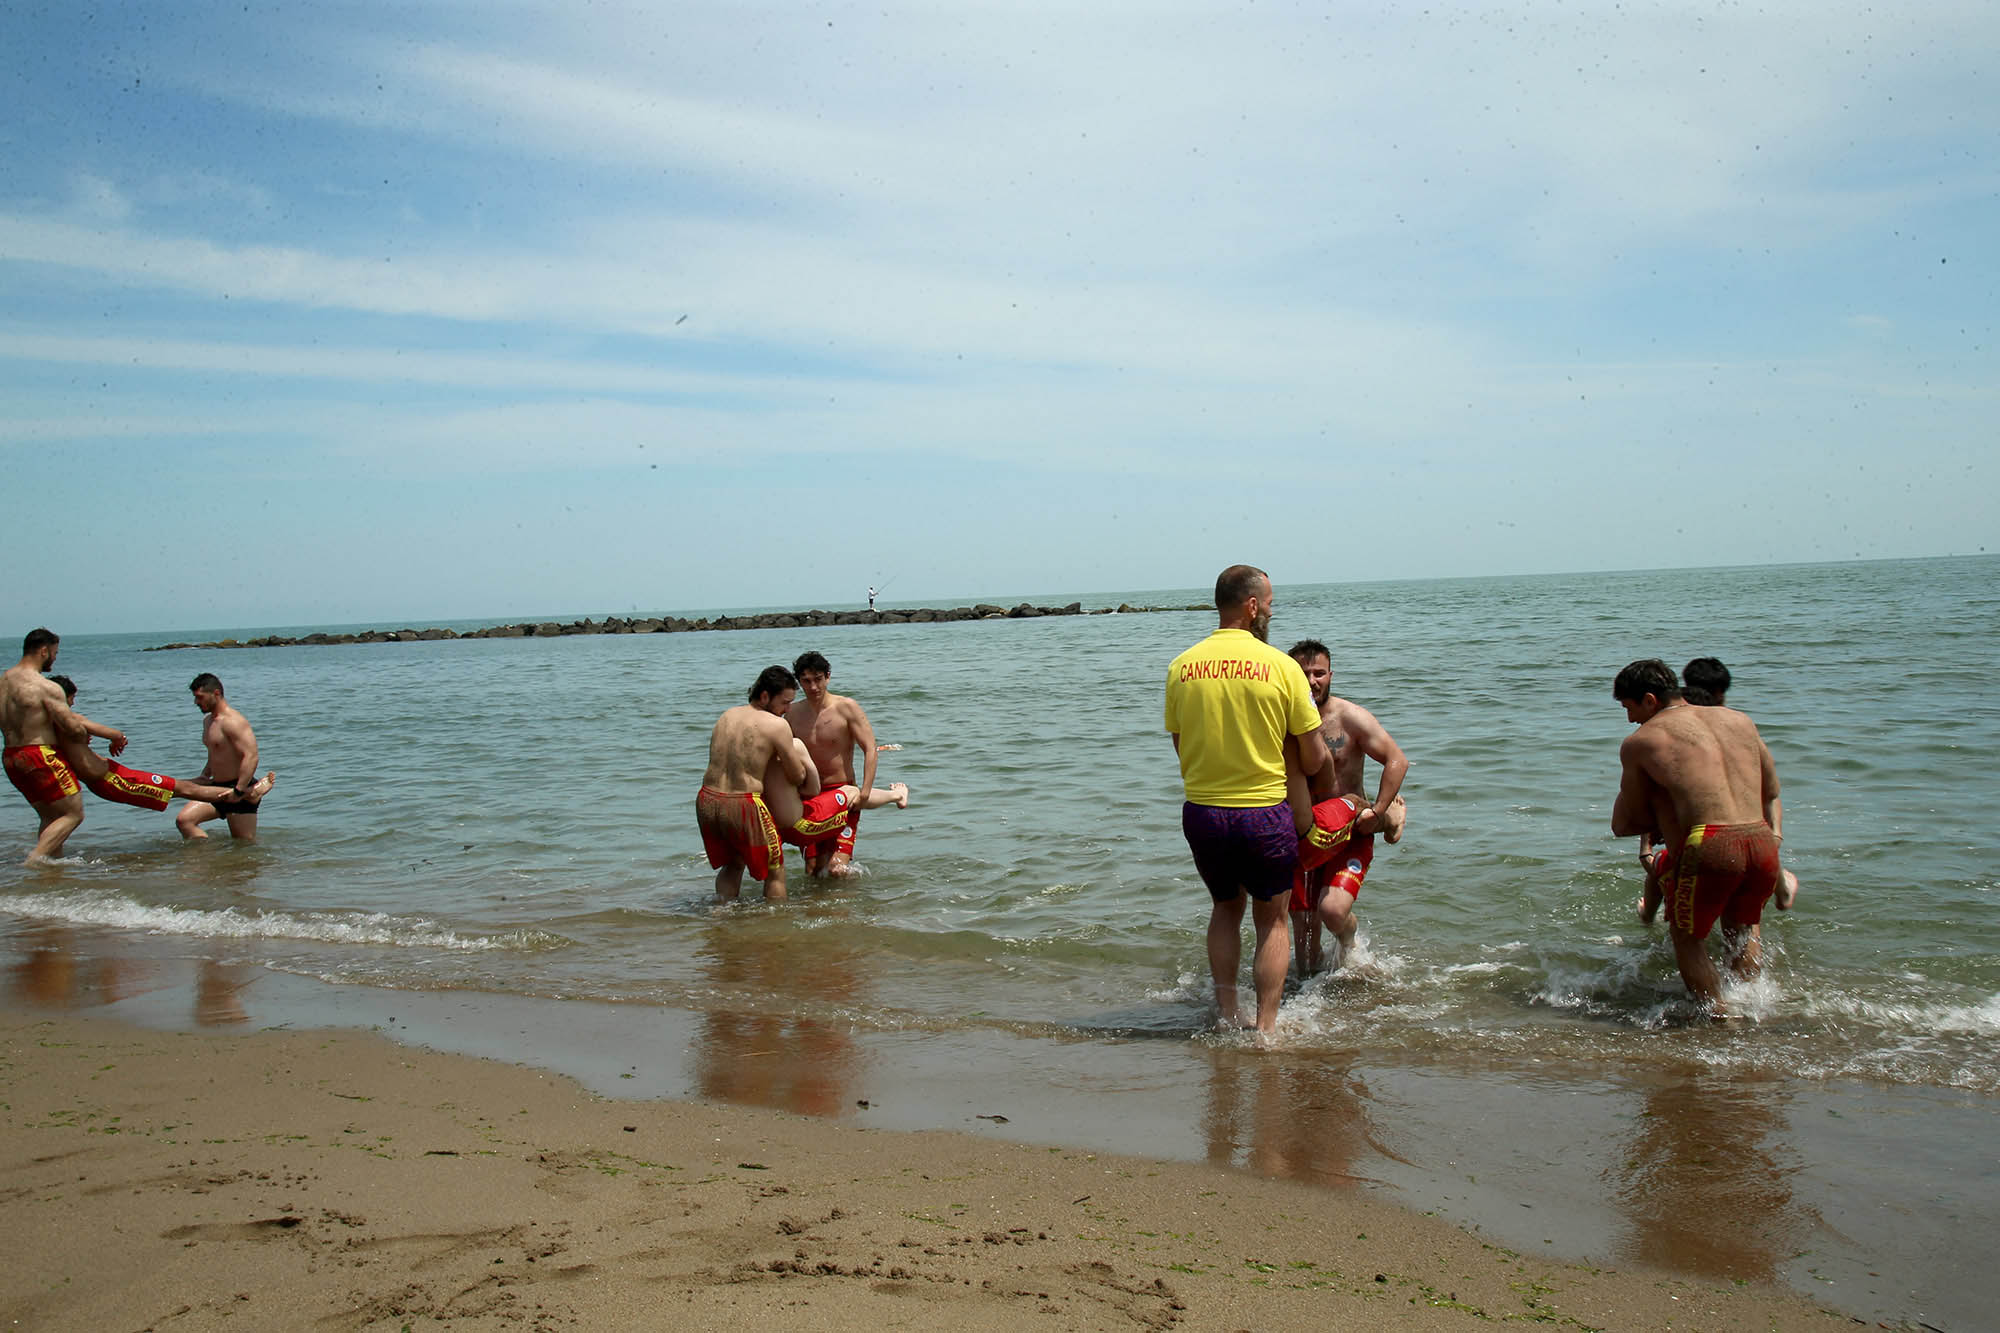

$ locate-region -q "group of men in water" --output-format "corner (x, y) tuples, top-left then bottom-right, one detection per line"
(696, 650), (909, 901)
(3, 628), (275, 860)
(1168, 564), (1794, 1032)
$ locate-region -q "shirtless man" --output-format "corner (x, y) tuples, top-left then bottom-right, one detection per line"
(697, 666), (811, 902)
(3, 631), (267, 860)
(175, 674), (273, 841)
(1283, 639), (1409, 976)
(1611, 658), (1782, 1014)
(786, 651), (900, 877)
(1636, 656), (1796, 921)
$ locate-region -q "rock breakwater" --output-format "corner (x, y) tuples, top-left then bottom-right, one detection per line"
(145, 601), (1199, 651)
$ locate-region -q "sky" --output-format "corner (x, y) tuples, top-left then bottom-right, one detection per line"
(2, 0), (1994, 633)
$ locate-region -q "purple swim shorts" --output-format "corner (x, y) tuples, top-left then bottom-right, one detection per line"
(1181, 801), (1299, 902)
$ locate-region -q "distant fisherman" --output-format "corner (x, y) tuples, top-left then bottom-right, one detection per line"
(1165, 566), (1330, 1034)
(1611, 659), (1782, 1015)
(697, 666), (810, 902)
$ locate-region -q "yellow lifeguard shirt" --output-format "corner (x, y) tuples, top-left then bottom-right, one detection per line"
(1164, 628), (1320, 807)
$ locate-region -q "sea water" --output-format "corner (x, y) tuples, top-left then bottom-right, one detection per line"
(5, 555), (1996, 1325)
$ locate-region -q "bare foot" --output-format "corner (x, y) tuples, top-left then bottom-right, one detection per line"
(1774, 868), (1799, 911)
(1382, 795), (1407, 845)
(888, 782), (910, 809)
(248, 771), (277, 800)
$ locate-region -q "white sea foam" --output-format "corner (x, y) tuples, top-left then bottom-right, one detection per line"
(0, 891), (565, 952)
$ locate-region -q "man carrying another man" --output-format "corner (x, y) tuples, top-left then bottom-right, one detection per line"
(1611, 658), (1783, 1015)
(4, 630), (272, 860)
(1166, 565), (1330, 1034)
(786, 651), (892, 878)
(1284, 639), (1409, 976)
(697, 666), (810, 902)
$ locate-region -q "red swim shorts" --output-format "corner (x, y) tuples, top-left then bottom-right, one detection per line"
(1293, 833), (1376, 913)
(804, 802), (860, 861)
(695, 787), (782, 882)
(84, 761), (176, 812)
(1668, 821), (1780, 940)
(4, 745), (80, 805)
(781, 786), (853, 847)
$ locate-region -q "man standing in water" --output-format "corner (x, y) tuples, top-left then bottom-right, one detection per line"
(786, 651), (885, 878)
(698, 666), (809, 902)
(1636, 656), (1796, 921)
(1611, 659), (1782, 1015)
(1165, 566), (1330, 1034)
(1283, 639), (1409, 975)
(177, 674), (269, 840)
(49, 675), (274, 829)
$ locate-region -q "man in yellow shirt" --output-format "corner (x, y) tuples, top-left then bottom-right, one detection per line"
(1165, 565), (1330, 1034)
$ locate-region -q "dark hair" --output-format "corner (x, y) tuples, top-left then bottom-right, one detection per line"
(1612, 659), (1681, 704)
(1288, 639), (1330, 667)
(189, 673), (224, 694)
(1214, 564), (1268, 611)
(749, 665), (798, 703)
(1682, 657), (1730, 706)
(23, 628), (57, 655)
(49, 674), (75, 701)
(792, 650), (831, 678)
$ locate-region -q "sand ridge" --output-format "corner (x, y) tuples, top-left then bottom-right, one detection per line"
(0, 1011), (1855, 1331)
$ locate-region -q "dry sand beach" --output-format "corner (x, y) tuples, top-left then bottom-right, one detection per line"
(2, 1011), (1855, 1332)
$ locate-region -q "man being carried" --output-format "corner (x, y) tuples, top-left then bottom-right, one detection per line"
(1165, 565), (1331, 1035)
(697, 666), (811, 902)
(761, 738), (909, 855)
(786, 651), (893, 877)
(1283, 639), (1409, 976)
(1611, 659), (1782, 1015)
(3, 630), (268, 861)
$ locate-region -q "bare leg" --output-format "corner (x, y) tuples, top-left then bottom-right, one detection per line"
(175, 773), (276, 841)
(762, 860), (788, 902)
(1206, 892), (1249, 1028)
(1722, 923), (1762, 981)
(1316, 885), (1359, 968)
(848, 782), (909, 810)
(713, 862), (745, 903)
(1248, 895), (1291, 1033)
(1637, 845), (1664, 925)
(1380, 794), (1407, 845)
(1669, 922), (1726, 1015)
(27, 795), (83, 862)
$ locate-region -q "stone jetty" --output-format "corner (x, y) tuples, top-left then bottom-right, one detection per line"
(144, 601), (1202, 651)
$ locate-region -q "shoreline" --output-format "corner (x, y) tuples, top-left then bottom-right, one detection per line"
(4, 937), (1984, 1330)
(0, 1005), (1856, 1332)
(141, 600), (1199, 651)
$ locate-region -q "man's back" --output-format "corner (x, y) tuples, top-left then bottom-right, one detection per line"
(704, 705), (789, 793)
(0, 666), (59, 748)
(1629, 704), (1771, 835)
(1166, 628), (1319, 807)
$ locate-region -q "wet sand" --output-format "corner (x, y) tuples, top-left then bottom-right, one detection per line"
(2, 1005), (1863, 1333)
